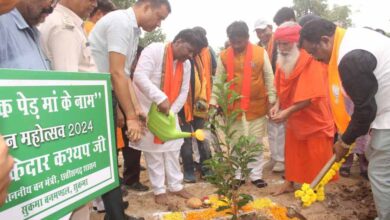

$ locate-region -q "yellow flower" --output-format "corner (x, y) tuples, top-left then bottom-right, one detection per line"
(301, 195), (310, 203)
(294, 190), (304, 198)
(251, 198), (273, 210)
(317, 194), (325, 201)
(163, 212), (184, 220)
(301, 183), (311, 192)
(309, 194), (317, 203)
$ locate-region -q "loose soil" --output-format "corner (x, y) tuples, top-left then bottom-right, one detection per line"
(91, 138), (376, 220)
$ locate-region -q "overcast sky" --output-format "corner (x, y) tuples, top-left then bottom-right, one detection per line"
(159, 0), (390, 50)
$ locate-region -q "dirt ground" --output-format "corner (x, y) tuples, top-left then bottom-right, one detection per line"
(91, 138), (376, 220)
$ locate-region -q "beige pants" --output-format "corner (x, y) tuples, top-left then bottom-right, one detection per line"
(232, 114), (267, 181)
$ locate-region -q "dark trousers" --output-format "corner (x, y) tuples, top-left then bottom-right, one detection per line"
(121, 126), (142, 185)
(102, 92), (126, 220)
(180, 116), (211, 177)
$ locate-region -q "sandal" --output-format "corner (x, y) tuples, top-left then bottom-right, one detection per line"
(340, 167), (351, 177)
(251, 179), (268, 188)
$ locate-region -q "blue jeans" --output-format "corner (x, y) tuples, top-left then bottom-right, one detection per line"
(180, 116), (211, 180)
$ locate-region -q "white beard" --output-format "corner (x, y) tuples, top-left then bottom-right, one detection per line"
(277, 46), (300, 77)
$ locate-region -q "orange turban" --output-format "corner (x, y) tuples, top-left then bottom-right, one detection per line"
(274, 25), (302, 43)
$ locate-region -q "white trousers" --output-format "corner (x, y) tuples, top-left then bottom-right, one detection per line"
(267, 120), (285, 162)
(233, 115), (267, 181)
(143, 150), (184, 195)
(365, 129), (390, 220)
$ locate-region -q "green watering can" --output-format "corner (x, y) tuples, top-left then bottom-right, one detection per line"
(147, 103), (205, 142)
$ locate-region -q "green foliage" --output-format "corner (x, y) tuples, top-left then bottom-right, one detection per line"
(205, 74), (262, 219)
(112, 0), (135, 9)
(293, 0), (328, 18)
(327, 4), (352, 28)
(139, 28), (167, 47)
(293, 0), (352, 28)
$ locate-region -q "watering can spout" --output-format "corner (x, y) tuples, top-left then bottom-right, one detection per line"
(172, 129), (205, 141)
(147, 103), (205, 142)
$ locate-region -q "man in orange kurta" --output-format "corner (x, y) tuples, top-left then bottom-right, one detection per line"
(270, 22), (335, 195)
(212, 21), (277, 188)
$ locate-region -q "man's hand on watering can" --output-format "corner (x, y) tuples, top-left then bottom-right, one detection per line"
(158, 99), (170, 115)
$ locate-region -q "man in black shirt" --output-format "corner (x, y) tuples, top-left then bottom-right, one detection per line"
(300, 18), (390, 220)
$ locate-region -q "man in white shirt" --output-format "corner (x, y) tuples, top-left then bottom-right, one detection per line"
(131, 29), (204, 207)
(89, 0), (171, 144)
(88, 1), (170, 219)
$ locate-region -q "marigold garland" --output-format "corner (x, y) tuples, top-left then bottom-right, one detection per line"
(294, 146), (353, 207)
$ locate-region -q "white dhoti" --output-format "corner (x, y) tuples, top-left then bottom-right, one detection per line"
(267, 120), (285, 163)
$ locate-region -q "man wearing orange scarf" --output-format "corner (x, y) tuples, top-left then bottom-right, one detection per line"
(130, 29), (204, 207)
(212, 21), (276, 188)
(301, 18), (390, 220)
(271, 22), (335, 195)
(179, 26), (215, 183)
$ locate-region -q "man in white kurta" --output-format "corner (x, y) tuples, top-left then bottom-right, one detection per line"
(130, 29), (204, 206)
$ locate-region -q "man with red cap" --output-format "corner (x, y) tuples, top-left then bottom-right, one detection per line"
(270, 21), (336, 195)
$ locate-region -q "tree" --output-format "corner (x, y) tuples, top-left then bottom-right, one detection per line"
(139, 28), (167, 48)
(327, 4), (352, 28)
(293, 0), (352, 28)
(112, 0), (135, 9)
(205, 75), (262, 219)
(293, 0), (329, 18)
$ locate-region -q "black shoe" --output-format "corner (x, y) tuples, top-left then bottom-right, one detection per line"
(105, 213), (144, 220)
(98, 201), (128, 214)
(121, 185), (129, 197)
(360, 171), (369, 180)
(251, 179), (267, 188)
(340, 167), (351, 177)
(126, 182), (149, 192)
(125, 214), (145, 220)
(232, 179), (246, 190)
(123, 201), (129, 209)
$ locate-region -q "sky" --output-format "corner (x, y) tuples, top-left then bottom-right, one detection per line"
(159, 0), (390, 50)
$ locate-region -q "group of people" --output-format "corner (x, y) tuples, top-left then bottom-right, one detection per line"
(1, 1), (390, 220)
